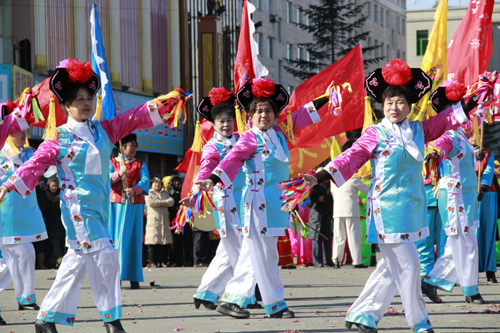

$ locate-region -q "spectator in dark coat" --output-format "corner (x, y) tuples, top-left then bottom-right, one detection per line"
(308, 180), (333, 267)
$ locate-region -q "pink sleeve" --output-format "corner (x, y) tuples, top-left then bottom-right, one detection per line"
(100, 101), (164, 144)
(324, 127), (379, 187)
(433, 133), (453, 157)
(3, 138), (60, 198)
(194, 142), (220, 182)
(423, 103), (468, 142)
(213, 131), (258, 187)
(110, 171), (121, 184)
(0, 111), (29, 150)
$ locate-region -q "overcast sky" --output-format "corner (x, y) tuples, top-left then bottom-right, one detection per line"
(406, 0), (470, 10)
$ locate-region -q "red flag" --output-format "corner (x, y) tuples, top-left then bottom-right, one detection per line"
(279, 44), (365, 149)
(177, 119), (214, 198)
(448, 0), (494, 86)
(233, 0), (268, 91)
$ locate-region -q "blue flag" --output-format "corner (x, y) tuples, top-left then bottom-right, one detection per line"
(90, 3), (116, 121)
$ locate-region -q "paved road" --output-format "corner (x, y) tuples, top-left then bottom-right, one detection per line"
(1, 264), (499, 332)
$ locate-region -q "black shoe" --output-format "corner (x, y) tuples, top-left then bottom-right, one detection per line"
(333, 261), (341, 269)
(465, 293), (485, 304)
(269, 307), (295, 318)
(422, 329), (435, 333)
(35, 319), (58, 333)
(281, 265), (296, 269)
(304, 262), (314, 267)
(345, 320), (378, 332)
(104, 319), (126, 333)
(130, 281), (140, 289)
(0, 316), (6, 325)
(486, 271), (497, 283)
(193, 297), (217, 310)
(19, 302), (40, 310)
(421, 281), (443, 303)
(246, 302), (263, 309)
(353, 264), (368, 269)
(216, 302), (250, 319)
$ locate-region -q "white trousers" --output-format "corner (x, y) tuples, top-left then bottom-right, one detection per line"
(223, 219), (287, 314)
(37, 247), (122, 326)
(426, 226), (479, 296)
(194, 223), (252, 303)
(347, 242), (432, 332)
(0, 258), (12, 315)
(332, 217), (362, 265)
(0, 242), (36, 305)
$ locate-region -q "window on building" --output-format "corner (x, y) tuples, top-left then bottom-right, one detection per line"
(402, 51), (406, 61)
(258, 33), (263, 55)
(278, 60), (283, 82)
(374, 39), (378, 57)
(297, 47), (302, 60)
(267, 0), (273, 14)
(287, 43), (293, 63)
(381, 42), (384, 57)
(397, 50), (400, 59)
(268, 37), (274, 59)
(402, 19), (406, 36)
(416, 30), (428, 56)
(396, 16), (400, 33)
(386, 11), (390, 28)
(287, 85), (294, 94)
(368, 37), (372, 55)
(307, 50), (311, 70)
(367, 2), (371, 19)
(380, 8), (384, 26)
(287, 1), (292, 23)
(277, 18), (282, 41)
(306, 13), (311, 26)
(256, 0), (261, 9)
(391, 30), (396, 46)
(297, 6), (302, 24)
(386, 45), (390, 60)
(374, 4), (378, 23)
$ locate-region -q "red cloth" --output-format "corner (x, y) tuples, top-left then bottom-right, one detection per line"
(110, 158), (146, 204)
(278, 229), (294, 266)
(277, 44), (365, 149)
(447, 0), (494, 86)
(233, 0), (256, 91)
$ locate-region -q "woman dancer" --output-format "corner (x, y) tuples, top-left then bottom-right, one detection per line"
(197, 79), (328, 319)
(301, 59), (477, 333)
(0, 58), (187, 333)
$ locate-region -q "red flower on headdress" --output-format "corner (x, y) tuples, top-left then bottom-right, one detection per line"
(66, 58), (94, 84)
(444, 80), (466, 102)
(381, 59), (413, 86)
(252, 78), (275, 98)
(209, 87), (231, 106)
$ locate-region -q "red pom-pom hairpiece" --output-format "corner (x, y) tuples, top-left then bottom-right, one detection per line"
(444, 80), (466, 102)
(252, 78), (276, 98)
(381, 59), (413, 86)
(66, 58), (94, 84)
(208, 87), (231, 106)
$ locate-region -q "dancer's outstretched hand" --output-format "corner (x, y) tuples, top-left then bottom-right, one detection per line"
(195, 179), (214, 193)
(0, 185), (9, 203)
(298, 173), (318, 187)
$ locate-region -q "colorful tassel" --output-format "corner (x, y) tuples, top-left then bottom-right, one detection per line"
(473, 113), (481, 147)
(326, 82), (352, 116)
(235, 104), (247, 135)
(278, 177), (311, 212)
(170, 205), (194, 234)
(18, 87), (30, 106)
(464, 72), (498, 110)
(43, 96), (57, 140)
(279, 110), (295, 145)
(191, 121), (203, 153)
(189, 186), (216, 217)
(93, 94), (103, 121)
(31, 98), (45, 123)
(155, 89), (193, 128)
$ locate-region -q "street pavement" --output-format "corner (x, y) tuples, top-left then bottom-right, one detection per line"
(1, 263), (499, 333)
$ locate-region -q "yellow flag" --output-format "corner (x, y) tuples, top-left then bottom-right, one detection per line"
(411, 0), (448, 121)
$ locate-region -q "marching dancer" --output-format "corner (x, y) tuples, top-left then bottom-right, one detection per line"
(191, 88), (256, 313)
(197, 79), (328, 319)
(0, 129), (48, 322)
(421, 80), (485, 304)
(0, 58), (187, 333)
(301, 59), (477, 333)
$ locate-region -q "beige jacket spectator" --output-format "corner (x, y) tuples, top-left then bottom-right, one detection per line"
(145, 188), (175, 245)
(331, 177), (369, 267)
